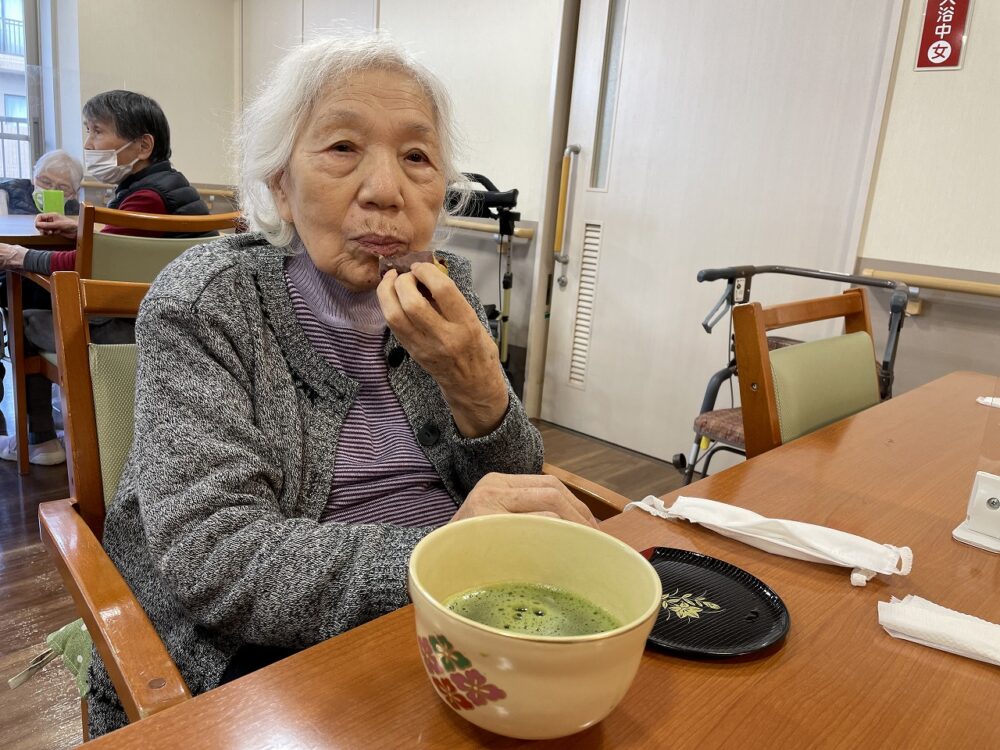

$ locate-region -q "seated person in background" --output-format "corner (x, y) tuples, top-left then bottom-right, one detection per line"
(0, 150), (84, 463)
(0, 92), (210, 465)
(84, 35), (596, 737)
(0, 149), (83, 216)
(0, 89), (211, 275)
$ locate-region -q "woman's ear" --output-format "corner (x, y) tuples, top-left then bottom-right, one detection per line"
(137, 133), (155, 160)
(271, 169), (295, 223)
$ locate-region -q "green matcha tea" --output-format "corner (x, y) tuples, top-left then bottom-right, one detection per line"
(444, 582), (620, 636)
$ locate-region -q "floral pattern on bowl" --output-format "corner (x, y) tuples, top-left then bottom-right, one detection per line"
(419, 635), (507, 711)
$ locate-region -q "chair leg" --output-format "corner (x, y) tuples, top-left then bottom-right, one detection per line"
(701, 444), (747, 476)
(6, 271), (30, 475)
(682, 437), (703, 485)
(81, 696), (89, 742)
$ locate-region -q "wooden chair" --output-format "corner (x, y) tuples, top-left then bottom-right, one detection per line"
(733, 287), (882, 459)
(37, 271), (628, 736)
(544, 462), (630, 519)
(8, 204), (240, 474)
(39, 273), (189, 735)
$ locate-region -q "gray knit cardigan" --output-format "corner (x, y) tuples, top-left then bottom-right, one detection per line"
(88, 233), (543, 736)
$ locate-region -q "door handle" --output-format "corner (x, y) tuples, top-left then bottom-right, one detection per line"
(553, 144), (580, 289)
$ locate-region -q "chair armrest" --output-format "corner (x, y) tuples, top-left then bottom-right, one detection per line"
(542, 463), (630, 520)
(19, 270), (52, 291)
(38, 499), (191, 721)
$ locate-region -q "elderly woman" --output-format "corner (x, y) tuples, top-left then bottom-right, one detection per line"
(0, 150), (84, 463)
(0, 149), (83, 215)
(86, 36), (593, 736)
(32, 149), (84, 215)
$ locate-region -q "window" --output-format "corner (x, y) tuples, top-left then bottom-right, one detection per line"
(1, 0), (25, 56)
(0, 0), (30, 178)
(4, 93), (25, 118)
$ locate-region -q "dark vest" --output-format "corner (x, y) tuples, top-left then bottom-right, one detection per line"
(108, 160), (212, 237)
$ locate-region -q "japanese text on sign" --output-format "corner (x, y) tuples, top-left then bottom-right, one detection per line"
(915, 0), (972, 70)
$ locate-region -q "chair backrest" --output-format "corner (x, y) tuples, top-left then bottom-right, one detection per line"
(51, 271), (149, 539)
(89, 234), (210, 282)
(75, 203), (240, 280)
(733, 287), (880, 459)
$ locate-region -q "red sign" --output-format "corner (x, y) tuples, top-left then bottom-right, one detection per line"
(915, 0), (973, 70)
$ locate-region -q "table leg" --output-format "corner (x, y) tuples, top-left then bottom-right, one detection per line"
(6, 271), (30, 475)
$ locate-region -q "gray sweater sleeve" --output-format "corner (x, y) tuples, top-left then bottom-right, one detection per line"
(130, 296), (431, 648)
(22, 248), (53, 274)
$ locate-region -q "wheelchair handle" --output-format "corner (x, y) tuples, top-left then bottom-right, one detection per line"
(697, 266), (757, 283)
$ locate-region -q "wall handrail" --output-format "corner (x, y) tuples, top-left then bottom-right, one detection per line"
(861, 268), (1000, 299)
(443, 216), (534, 240)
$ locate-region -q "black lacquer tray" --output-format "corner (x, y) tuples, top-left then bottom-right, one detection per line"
(643, 547), (790, 658)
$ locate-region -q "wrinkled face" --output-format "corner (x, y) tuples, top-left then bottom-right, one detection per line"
(34, 170), (75, 195)
(272, 68), (448, 292)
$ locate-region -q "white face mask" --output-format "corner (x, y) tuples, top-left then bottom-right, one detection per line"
(84, 141), (137, 184)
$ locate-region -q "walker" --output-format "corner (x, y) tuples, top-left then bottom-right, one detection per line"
(672, 265), (910, 484)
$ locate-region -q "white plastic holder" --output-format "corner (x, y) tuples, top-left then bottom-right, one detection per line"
(953, 471), (1000, 553)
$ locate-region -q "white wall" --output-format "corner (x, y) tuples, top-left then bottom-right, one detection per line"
(304, 0), (375, 39)
(74, 0), (241, 185)
(242, 0), (377, 101)
(852, 2), (1000, 396)
(378, 0), (568, 404)
(860, 0), (1000, 273)
(241, 0), (306, 102)
(378, 1), (564, 224)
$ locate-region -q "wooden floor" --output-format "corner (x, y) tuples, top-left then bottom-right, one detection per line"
(535, 420), (686, 502)
(0, 367), (80, 750)
(0, 378), (683, 749)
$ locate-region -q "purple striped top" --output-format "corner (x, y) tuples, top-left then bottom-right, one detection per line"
(284, 250), (457, 527)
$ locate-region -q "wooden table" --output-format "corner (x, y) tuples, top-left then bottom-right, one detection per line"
(1, 214), (74, 472)
(87, 371), (1000, 748)
(0, 213), (75, 248)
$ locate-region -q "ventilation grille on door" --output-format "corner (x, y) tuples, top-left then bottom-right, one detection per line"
(568, 222), (602, 386)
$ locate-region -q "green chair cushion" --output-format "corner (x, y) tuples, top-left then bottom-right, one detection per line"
(89, 343), (139, 505)
(90, 234), (214, 283)
(31, 346), (138, 697)
(769, 331), (880, 444)
(45, 618), (92, 698)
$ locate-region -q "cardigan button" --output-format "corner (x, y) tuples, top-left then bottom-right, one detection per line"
(417, 423), (441, 447)
(387, 346), (408, 368)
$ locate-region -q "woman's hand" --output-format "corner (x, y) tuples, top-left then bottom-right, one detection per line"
(35, 213), (77, 239)
(451, 473), (599, 528)
(0, 243), (27, 270)
(377, 263), (509, 438)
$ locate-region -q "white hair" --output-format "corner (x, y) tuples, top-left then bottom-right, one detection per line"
(33, 149), (84, 192)
(237, 33), (467, 247)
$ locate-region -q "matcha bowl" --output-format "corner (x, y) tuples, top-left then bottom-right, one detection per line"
(408, 514), (662, 739)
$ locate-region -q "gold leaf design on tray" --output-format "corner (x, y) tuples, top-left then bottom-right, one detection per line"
(660, 589), (724, 621)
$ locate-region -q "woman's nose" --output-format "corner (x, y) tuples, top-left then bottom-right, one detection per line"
(358, 152), (404, 210)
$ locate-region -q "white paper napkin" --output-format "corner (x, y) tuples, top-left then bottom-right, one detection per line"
(976, 396), (1000, 408)
(625, 496), (912, 587)
(878, 595), (1000, 667)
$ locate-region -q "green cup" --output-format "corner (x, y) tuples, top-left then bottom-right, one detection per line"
(37, 189), (65, 215)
